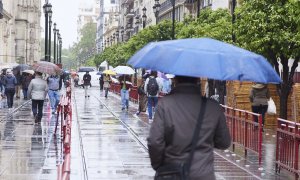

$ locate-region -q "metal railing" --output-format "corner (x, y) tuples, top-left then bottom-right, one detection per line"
(276, 118), (300, 179)
(221, 105), (263, 165)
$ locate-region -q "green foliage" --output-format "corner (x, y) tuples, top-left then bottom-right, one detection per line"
(177, 9), (232, 42)
(236, 0), (300, 118)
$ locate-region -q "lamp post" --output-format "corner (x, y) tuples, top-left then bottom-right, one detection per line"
(116, 30), (119, 43)
(153, 0), (160, 25)
(110, 35), (113, 46)
(231, 0), (236, 43)
(53, 23), (57, 64)
(43, 2), (52, 61)
(104, 40), (107, 47)
(142, 7), (147, 28)
(59, 38), (62, 64)
(48, 9), (52, 62)
(120, 26), (124, 42)
(57, 31), (60, 62)
(170, 0), (175, 39)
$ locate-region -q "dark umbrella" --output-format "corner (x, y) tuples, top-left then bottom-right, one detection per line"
(13, 64), (31, 72)
(78, 67), (95, 72)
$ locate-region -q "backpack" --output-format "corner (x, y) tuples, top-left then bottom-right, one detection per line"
(147, 77), (159, 96)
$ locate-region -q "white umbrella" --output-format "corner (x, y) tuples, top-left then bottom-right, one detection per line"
(22, 69), (35, 75)
(114, 66), (135, 75)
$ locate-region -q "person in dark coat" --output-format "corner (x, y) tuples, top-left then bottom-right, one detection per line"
(21, 73), (33, 99)
(99, 75), (104, 90)
(3, 69), (17, 109)
(83, 72), (91, 98)
(147, 76), (231, 180)
(249, 83), (270, 126)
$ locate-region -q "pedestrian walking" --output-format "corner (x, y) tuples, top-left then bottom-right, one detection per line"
(27, 71), (48, 124)
(99, 74), (104, 90)
(47, 74), (62, 114)
(14, 70), (22, 98)
(249, 83), (270, 126)
(0, 69), (5, 98)
(119, 75), (132, 110)
(83, 72), (91, 98)
(21, 72), (33, 99)
(136, 76), (147, 115)
(103, 74), (111, 98)
(147, 76), (231, 180)
(144, 71), (162, 121)
(3, 69), (17, 109)
(73, 74), (79, 87)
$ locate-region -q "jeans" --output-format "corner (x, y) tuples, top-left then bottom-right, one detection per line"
(147, 96), (158, 119)
(84, 85), (89, 97)
(32, 100), (44, 119)
(5, 88), (15, 108)
(22, 88), (28, 98)
(121, 89), (129, 109)
(252, 105), (268, 125)
(48, 90), (60, 111)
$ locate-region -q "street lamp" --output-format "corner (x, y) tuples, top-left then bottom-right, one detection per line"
(59, 37), (62, 64)
(153, 0), (160, 25)
(57, 31), (60, 62)
(110, 35), (113, 46)
(116, 30), (119, 43)
(104, 40), (107, 47)
(120, 26), (124, 42)
(43, 2), (52, 61)
(48, 8), (52, 62)
(170, 0), (175, 39)
(142, 7), (147, 28)
(53, 23), (57, 64)
(231, 0), (236, 43)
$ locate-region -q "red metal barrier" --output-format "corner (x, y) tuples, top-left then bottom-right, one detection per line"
(221, 105), (263, 165)
(276, 118), (300, 179)
(129, 86), (138, 103)
(56, 83), (72, 180)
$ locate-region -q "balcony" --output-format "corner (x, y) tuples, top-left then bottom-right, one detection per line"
(125, 9), (135, 19)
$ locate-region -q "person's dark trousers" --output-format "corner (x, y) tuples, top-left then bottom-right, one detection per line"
(22, 88), (28, 99)
(32, 100), (44, 122)
(105, 88), (109, 98)
(252, 105), (268, 125)
(5, 88), (15, 108)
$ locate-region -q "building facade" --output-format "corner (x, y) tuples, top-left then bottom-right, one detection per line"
(0, 0), (41, 66)
(77, 0), (100, 41)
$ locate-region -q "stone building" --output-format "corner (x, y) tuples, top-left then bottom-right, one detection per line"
(0, 0), (41, 66)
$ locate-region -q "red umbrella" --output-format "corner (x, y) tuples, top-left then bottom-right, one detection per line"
(32, 61), (62, 75)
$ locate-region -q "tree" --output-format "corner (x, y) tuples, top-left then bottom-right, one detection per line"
(236, 0), (300, 119)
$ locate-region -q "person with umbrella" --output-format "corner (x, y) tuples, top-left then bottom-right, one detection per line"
(0, 69), (5, 98)
(103, 73), (111, 98)
(83, 71), (91, 98)
(47, 74), (63, 114)
(3, 69), (17, 109)
(27, 71), (48, 124)
(144, 71), (162, 122)
(119, 75), (132, 110)
(21, 71), (34, 99)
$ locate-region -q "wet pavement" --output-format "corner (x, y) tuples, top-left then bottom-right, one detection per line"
(0, 87), (294, 179)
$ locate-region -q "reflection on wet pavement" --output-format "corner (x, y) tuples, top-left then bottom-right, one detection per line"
(0, 98), (61, 180)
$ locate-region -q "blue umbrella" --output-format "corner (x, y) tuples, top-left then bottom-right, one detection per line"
(127, 38), (281, 84)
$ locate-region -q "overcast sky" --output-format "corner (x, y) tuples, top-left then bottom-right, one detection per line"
(41, 0), (80, 49)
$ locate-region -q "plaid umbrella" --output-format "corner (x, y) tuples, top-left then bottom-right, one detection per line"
(32, 61), (62, 75)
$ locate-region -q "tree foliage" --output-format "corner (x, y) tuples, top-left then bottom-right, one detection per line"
(235, 0), (300, 118)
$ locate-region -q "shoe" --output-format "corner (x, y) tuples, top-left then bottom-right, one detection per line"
(52, 111), (56, 114)
(122, 107), (125, 111)
(149, 119), (153, 123)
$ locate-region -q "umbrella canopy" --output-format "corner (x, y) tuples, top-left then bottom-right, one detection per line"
(103, 69), (116, 75)
(96, 71), (103, 75)
(78, 67), (95, 72)
(22, 70), (35, 75)
(13, 64), (31, 72)
(114, 66), (135, 75)
(127, 38), (281, 84)
(32, 61), (62, 75)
